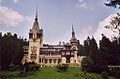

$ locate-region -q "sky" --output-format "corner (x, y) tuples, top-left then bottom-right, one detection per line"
(0, 0), (119, 45)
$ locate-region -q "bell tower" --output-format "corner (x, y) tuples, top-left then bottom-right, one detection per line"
(28, 10), (43, 64)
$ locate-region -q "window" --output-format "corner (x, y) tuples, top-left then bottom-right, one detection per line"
(45, 59), (47, 63)
(66, 52), (70, 55)
(58, 59), (61, 64)
(62, 52), (65, 55)
(39, 59), (41, 63)
(49, 59), (52, 63)
(30, 54), (37, 60)
(54, 59), (56, 63)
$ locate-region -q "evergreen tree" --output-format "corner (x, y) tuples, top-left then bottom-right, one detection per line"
(99, 34), (114, 66)
(105, 0), (120, 9)
(83, 37), (90, 56)
(118, 36), (120, 64)
(82, 36), (103, 73)
(89, 37), (103, 73)
(77, 40), (84, 56)
(0, 33), (28, 70)
(89, 36), (99, 63)
(112, 37), (120, 65)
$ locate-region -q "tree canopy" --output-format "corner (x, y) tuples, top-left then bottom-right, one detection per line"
(0, 33), (28, 70)
(105, 0), (120, 9)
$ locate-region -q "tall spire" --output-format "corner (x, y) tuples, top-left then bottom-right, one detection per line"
(35, 2), (38, 22)
(72, 24), (75, 38)
(31, 2), (40, 32)
(72, 24), (75, 34)
(70, 24), (77, 43)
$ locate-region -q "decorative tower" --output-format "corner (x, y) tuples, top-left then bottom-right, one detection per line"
(28, 11), (43, 64)
(70, 25), (78, 64)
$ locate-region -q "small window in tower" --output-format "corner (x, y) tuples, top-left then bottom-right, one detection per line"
(37, 33), (41, 38)
(29, 33), (33, 38)
(66, 52), (70, 55)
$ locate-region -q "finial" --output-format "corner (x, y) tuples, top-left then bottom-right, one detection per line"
(35, 1), (38, 22)
(72, 24), (75, 34)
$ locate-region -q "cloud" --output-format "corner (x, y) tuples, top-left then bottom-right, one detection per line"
(0, 0), (2, 3)
(0, 5), (24, 27)
(93, 14), (118, 43)
(79, 25), (93, 43)
(76, 0), (94, 10)
(12, 0), (20, 3)
(79, 14), (117, 44)
(0, 0), (20, 4)
(76, 0), (87, 9)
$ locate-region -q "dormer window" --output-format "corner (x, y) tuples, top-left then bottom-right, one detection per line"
(29, 33), (33, 38)
(37, 33), (41, 38)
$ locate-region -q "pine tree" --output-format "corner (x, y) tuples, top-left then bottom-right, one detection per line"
(89, 36), (99, 63)
(83, 37), (90, 56)
(105, 0), (120, 9)
(112, 37), (120, 65)
(82, 36), (103, 73)
(77, 40), (84, 56)
(0, 33), (28, 70)
(99, 34), (114, 66)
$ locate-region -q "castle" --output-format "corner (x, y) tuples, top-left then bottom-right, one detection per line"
(22, 12), (83, 67)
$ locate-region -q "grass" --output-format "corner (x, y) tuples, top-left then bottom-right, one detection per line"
(0, 67), (116, 79)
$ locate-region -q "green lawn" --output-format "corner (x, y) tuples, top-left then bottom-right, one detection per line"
(0, 67), (116, 79)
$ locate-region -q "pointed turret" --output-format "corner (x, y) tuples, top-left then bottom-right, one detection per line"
(29, 4), (43, 39)
(70, 25), (78, 64)
(31, 4), (40, 33)
(70, 25), (77, 43)
(35, 4), (38, 22)
(35, 12), (38, 22)
(72, 24), (75, 37)
(31, 13), (39, 32)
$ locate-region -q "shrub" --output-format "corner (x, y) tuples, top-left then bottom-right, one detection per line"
(0, 74), (8, 79)
(34, 64), (40, 71)
(23, 62), (40, 72)
(81, 56), (93, 72)
(9, 64), (16, 71)
(18, 70), (36, 77)
(18, 70), (28, 77)
(101, 71), (108, 79)
(56, 64), (68, 72)
(109, 67), (120, 78)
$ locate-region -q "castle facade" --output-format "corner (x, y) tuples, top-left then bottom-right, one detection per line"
(22, 14), (83, 67)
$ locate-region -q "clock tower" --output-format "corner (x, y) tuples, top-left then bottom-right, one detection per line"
(28, 13), (43, 64)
